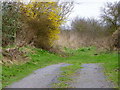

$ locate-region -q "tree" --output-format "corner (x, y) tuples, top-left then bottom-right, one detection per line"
(101, 2), (120, 33)
(58, 1), (74, 21)
(0, 1), (2, 46)
(118, 1), (120, 22)
(71, 17), (104, 37)
(2, 2), (22, 46)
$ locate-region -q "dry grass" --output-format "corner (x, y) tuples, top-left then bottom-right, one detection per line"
(55, 30), (114, 50)
(1, 47), (34, 65)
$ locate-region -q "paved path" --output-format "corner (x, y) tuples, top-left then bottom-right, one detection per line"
(70, 63), (114, 88)
(6, 63), (71, 88)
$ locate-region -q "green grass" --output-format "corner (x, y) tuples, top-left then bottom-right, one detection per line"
(53, 47), (118, 88)
(2, 47), (64, 88)
(2, 46), (119, 88)
(52, 64), (81, 88)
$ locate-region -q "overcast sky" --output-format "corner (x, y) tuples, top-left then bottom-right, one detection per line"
(64, 0), (120, 27)
(5, 0), (119, 27)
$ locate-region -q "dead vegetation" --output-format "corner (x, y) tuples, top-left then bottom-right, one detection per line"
(111, 28), (120, 50)
(55, 26), (120, 51)
(1, 47), (33, 65)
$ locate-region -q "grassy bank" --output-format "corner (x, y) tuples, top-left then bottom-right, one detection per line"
(2, 47), (64, 87)
(2, 47), (118, 88)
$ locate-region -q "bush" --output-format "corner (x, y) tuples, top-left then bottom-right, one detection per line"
(17, 2), (63, 50)
(2, 2), (22, 47)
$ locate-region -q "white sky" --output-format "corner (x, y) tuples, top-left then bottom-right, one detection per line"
(64, 0), (120, 27)
(5, 0), (119, 27)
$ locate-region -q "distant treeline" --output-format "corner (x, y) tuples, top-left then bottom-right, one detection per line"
(56, 1), (120, 50)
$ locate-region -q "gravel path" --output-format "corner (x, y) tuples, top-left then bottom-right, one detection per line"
(70, 63), (114, 88)
(6, 63), (71, 88)
(6, 63), (114, 88)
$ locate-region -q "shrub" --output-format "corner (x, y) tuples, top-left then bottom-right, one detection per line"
(19, 1), (63, 50)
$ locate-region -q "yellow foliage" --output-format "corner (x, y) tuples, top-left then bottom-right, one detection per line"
(20, 1), (64, 49)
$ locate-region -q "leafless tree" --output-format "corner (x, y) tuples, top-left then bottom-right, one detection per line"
(57, 1), (74, 21)
(101, 2), (120, 33)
